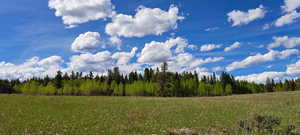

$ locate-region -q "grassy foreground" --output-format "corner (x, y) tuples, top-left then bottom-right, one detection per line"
(0, 92), (299, 135)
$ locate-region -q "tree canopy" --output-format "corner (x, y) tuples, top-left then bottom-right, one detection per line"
(0, 63), (299, 97)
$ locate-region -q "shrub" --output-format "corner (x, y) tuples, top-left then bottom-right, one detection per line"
(237, 114), (281, 134)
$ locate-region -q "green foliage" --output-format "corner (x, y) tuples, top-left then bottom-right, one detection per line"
(125, 81), (158, 96)
(213, 82), (223, 96)
(3, 62), (300, 97)
(225, 84), (233, 95)
(15, 80), (41, 95)
(41, 82), (57, 95)
(197, 82), (209, 96)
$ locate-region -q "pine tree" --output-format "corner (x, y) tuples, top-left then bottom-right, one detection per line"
(89, 72), (94, 79)
(54, 71), (63, 90)
(144, 68), (151, 82)
(158, 62), (168, 96)
(266, 78), (274, 92)
(63, 73), (70, 80)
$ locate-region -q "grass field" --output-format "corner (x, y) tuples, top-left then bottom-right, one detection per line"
(0, 92), (300, 135)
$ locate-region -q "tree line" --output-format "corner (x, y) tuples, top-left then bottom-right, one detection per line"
(0, 62), (299, 97)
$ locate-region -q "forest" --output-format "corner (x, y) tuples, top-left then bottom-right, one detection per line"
(0, 62), (299, 97)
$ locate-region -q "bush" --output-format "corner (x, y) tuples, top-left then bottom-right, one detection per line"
(238, 114), (281, 134)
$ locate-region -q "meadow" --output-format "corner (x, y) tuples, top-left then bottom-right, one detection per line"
(0, 91), (299, 135)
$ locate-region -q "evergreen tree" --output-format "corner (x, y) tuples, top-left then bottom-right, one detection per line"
(266, 78), (274, 92)
(6, 65), (300, 97)
(89, 72), (94, 79)
(158, 62), (168, 96)
(54, 71), (63, 90)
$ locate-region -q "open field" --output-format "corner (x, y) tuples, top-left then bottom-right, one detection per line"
(0, 92), (300, 135)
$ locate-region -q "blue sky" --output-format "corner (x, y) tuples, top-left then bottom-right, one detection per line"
(0, 0), (300, 83)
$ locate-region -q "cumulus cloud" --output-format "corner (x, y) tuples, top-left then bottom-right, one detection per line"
(109, 36), (122, 49)
(137, 37), (222, 72)
(71, 32), (105, 53)
(236, 58), (300, 83)
(0, 56), (64, 81)
(275, 11), (300, 27)
(67, 48), (139, 73)
(67, 51), (113, 72)
(137, 37), (193, 64)
(279, 49), (300, 59)
(105, 5), (184, 37)
(226, 49), (299, 71)
(236, 72), (286, 83)
(138, 43), (172, 64)
(268, 36), (300, 49)
(227, 5), (266, 26)
(48, 0), (115, 28)
(38, 56), (64, 68)
(112, 47), (137, 65)
(200, 44), (222, 52)
(281, 0), (300, 13)
(274, 0), (300, 27)
(168, 53), (224, 71)
(224, 42), (241, 52)
(286, 60), (300, 75)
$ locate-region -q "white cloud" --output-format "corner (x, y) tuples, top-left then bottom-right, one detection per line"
(112, 47), (137, 65)
(224, 42), (241, 52)
(118, 63), (142, 74)
(187, 44), (198, 50)
(279, 49), (300, 59)
(282, 0), (300, 13)
(268, 36), (300, 49)
(262, 23), (271, 30)
(48, 0), (115, 28)
(236, 58), (300, 83)
(137, 37), (222, 72)
(274, 0), (300, 28)
(227, 5), (266, 26)
(71, 32), (105, 53)
(137, 37), (192, 64)
(0, 56), (64, 81)
(204, 27), (219, 32)
(200, 44), (222, 52)
(67, 48), (139, 73)
(212, 66), (224, 72)
(193, 68), (214, 79)
(286, 60), (300, 75)
(67, 51), (113, 72)
(109, 36), (122, 49)
(105, 5), (184, 37)
(236, 72), (286, 83)
(275, 11), (300, 27)
(38, 56), (64, 68)
(168, 53), (224, 71)
(191, 57), (224, 67)
(226, 49), (299, 71)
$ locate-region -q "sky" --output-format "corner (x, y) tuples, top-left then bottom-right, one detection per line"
(0, 0), (300, 83)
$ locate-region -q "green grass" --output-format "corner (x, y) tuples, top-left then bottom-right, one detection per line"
(0, 91), (300, 135)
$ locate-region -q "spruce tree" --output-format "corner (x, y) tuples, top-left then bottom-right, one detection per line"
(159, 62), (168, 96)
(54, 71), (63, 90)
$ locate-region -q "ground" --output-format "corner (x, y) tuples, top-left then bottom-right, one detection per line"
(0, 91), (299, 135)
